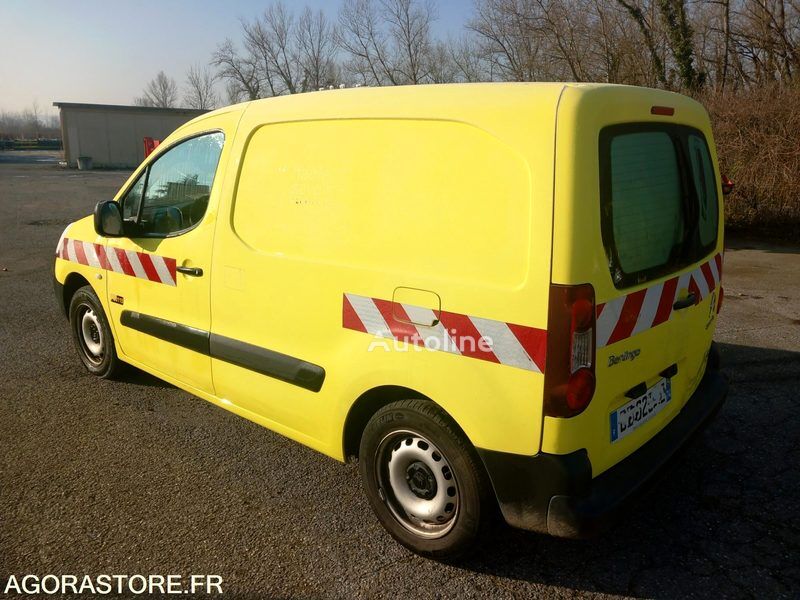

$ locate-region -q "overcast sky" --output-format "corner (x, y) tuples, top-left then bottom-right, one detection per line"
(0, 0), (473, 115)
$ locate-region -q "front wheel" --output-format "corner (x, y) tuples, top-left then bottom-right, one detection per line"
(68, 285), (124, 379)
(359, 399), (492, 559)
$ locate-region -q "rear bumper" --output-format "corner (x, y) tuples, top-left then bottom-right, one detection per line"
(477, 346), (728, 538)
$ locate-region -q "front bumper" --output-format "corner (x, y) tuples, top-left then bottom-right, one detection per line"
(54, 269), (67, 318)
(477, 346), (729, 538)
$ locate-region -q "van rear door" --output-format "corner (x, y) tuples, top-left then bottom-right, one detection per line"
(592, 122), (722, 471)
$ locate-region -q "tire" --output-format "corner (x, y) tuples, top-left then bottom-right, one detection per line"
(359, 399), (492, 560)
(68, 285), (124, 379)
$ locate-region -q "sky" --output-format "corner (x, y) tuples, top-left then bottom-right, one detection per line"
(0, 0), (473, 115)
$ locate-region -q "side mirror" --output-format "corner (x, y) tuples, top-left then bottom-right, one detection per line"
(93, 200), (124, 237)
(721, 175), (734, 196)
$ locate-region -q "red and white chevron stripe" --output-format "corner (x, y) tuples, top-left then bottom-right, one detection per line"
(57, 238), (177, 286)
(596, 252), (722, 348)
(342, 294), (547, 373)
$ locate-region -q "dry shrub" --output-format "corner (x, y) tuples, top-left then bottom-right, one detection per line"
(703, 85), (800, 241)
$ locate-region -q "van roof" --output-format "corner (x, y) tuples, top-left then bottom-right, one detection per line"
(186, 82), (704, 139)
(239, 81), (687, 105)
(202, 82), (694, 116)
(232, 81), (567, 112)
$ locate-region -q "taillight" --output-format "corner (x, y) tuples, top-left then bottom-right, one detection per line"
(566, 368), (596, 411)
(721, 175), (734, 195)
(544, 283), (596, 417)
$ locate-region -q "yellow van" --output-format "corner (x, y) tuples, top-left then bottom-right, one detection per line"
(54, 83), (728, 558)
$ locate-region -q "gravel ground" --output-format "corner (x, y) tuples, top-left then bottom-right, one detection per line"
(1, 156), (798, 599)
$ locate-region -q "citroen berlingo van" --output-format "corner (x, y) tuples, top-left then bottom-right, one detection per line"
(54, 83), (728, 558)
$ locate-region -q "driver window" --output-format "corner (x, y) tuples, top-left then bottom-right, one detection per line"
(128, 132), (224, 236)
(122, 175), (144, 221)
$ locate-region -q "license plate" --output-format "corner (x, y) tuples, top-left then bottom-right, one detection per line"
(610, 378), (672, 443)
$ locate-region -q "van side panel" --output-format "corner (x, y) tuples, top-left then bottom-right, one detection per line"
(209, 85), (561, 459)
(545, 85), (725, 475)
(234, 120), (529, 287)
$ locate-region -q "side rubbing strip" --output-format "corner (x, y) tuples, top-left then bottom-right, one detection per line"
(120, 311), (209, 354)
(119, 310), (325, 392)
(209, 334), (325, 393)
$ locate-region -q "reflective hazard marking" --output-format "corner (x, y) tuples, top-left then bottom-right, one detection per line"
(58, 238), (177, 286)
(343, 293), (547, 373)
(596, 252), (723, 348)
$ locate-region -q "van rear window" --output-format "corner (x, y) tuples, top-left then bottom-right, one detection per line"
(599, 124), (719, 288)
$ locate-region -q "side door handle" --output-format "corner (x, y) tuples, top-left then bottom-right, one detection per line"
(176, 266), (204, 277)
(673, 292), (696, 310)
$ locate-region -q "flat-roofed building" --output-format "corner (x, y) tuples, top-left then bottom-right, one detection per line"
(53, 102), (207, 169)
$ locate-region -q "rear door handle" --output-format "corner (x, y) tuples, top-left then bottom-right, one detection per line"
(176, 266), (203, 277)
(673, 292), (696, 310)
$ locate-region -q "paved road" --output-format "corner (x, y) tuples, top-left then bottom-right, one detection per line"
(1, 159), (798, 598)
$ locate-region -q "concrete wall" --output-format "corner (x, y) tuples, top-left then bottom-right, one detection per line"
(54, 103), (207, 169)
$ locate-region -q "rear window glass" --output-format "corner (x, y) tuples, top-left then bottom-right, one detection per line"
(609, 132), (684, 274)
(688, 134), (719, 247)
(600, 124), (719, 288)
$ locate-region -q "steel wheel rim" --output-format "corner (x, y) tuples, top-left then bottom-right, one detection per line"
(78, 304), (104, 364)
(375, 429), (460, 539)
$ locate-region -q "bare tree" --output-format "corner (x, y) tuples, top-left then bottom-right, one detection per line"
(224, 79), (247, 105)
(135, 71), (179, 108)
(208, 0), (800, 96)
(242, 2), (300, 95)
(448, 35), (486, 82)
(425, 40), (459, 82)
(338, 0), (398, 85)
(615, 0), (669, 86)
(468, 0), (545, 82)
(530, 0), (585, 81)
(0, 106), (60, 140)
(21, 100), (42, 139)
(733, 0), (799, 84)
(296, 7), (338, 90)
(212, 38), (262, 100)
(382, 0), (437, 84)
(184, 65), (219, 110)
(592, 0), (625, 82)
(337, 0), (437, 85)
(215, 2), (339, 96)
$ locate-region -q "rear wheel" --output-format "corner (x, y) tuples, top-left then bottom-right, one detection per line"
(359, 399), (492, 559)
(68, 285), (123, 379)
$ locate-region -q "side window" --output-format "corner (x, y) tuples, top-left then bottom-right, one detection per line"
(134, 132), (224, 237)
(606, 131), (684, 277)
(122, 175), (145, 221)
(687, 134), (719, 248)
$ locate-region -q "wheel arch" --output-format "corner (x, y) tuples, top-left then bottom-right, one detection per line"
(342, 385), (481, 464)
(342, 385), (426, 461)
(60, 272), (92, 318)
